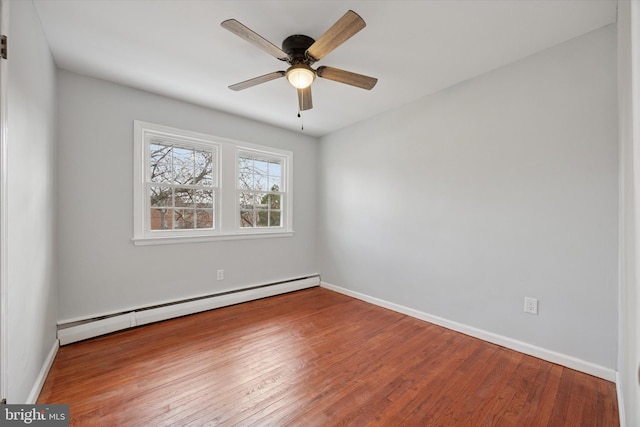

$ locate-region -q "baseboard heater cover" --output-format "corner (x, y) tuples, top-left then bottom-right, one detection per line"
(58, 276), (319, 345)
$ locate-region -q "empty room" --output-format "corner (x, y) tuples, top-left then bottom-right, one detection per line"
(3, 0), (639, 425)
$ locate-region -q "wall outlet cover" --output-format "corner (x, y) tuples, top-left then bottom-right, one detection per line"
(524, 297), (538, 315)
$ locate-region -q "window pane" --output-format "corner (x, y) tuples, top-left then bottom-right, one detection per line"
(150, 166), (173, 183)
(173, 146), (193, 167)
(256, 193), (269, 208)
(150, 186), (172, 207)
(239, 192), (257, 209)
(253, 166), (269, 190)
(196, 209), (214, 229)
(268, 194), (280, 209)
(174, 188), (194, 207)
(193, 189), (213, 208)
(270, 211), (282, 227)
(268, 160), (280, 175)
(239, 156), (270, 191)
(174, 209), (194, 229)
(268, 176), (281, 192)
(150, 144), (173, 183)
(257, 210), (270, 227)
(268, 161), (280, 191)
(194, 150), (213, 185)
(150, 208), (173, 230)
(254, 159), (268, 191)
(238, 174), (252, 190)
(150, 143), (172, 165)
(173, 147), (194, 185)
(238, 157), (251, 169)
(240, 210), (254, 227)
(238, 157), (253, 190)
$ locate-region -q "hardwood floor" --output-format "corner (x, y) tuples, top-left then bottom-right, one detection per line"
(38, 287), (619, 426)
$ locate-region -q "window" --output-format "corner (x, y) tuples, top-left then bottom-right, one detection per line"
(133, 121), (293, 245)
(238, 151), (285, 229)
(149, 141), (216, 231)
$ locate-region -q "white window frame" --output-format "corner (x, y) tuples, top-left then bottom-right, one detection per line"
(133, 121), (293, 245)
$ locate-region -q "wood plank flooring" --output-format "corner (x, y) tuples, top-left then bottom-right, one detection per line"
(38, 287), (619, 426)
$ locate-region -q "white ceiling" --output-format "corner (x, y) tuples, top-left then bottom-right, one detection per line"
(33, 0), (617, 137)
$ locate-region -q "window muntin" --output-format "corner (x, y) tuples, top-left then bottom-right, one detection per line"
(238, 153), (285, 228)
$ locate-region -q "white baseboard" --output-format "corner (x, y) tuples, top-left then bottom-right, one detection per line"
(58, 276), (319, 345)
(26, 339), (59, 404)
(321, 281), (617, 382)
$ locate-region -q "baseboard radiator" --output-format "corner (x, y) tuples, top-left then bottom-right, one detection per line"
(57, 275), (320, 345)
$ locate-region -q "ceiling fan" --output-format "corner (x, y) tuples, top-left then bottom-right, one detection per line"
(221, 10), (378, 112)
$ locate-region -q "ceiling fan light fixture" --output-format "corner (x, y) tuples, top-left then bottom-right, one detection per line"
(286, 64), (315, 89)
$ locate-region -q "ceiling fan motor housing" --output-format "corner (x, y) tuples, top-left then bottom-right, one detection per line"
(282, 35), (316, 65)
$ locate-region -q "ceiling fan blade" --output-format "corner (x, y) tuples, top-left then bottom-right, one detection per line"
(297, 86), (313, 111)
(229, 71), (286, 91)
(316, 66), (378, 90)
(306, 10), (366, 62)
(221, 19), (289, 61)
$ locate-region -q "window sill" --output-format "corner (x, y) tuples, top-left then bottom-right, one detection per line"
(132, 230), (295, 246)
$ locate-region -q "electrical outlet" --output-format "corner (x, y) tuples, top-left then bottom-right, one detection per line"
(524, 297), (538, 315)
(217, 269), (224, 281)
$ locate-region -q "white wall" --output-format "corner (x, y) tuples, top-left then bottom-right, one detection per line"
(56, 71), (318, 322)
(618, 0), (640, 425)
(6, 0), (58, 402)
(319, 25), (618, 370)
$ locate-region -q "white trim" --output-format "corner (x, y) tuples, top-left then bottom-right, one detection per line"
(631, 1), (640, 426)
(25, 340), (59, 404)
(58, 276), (319, 345)
(620, 1), (640, 427)
(321, 281), (617, 382)
(0, 0), (9, 403)
(617, 371), (627, 427)
(132, 230), (294, 246)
